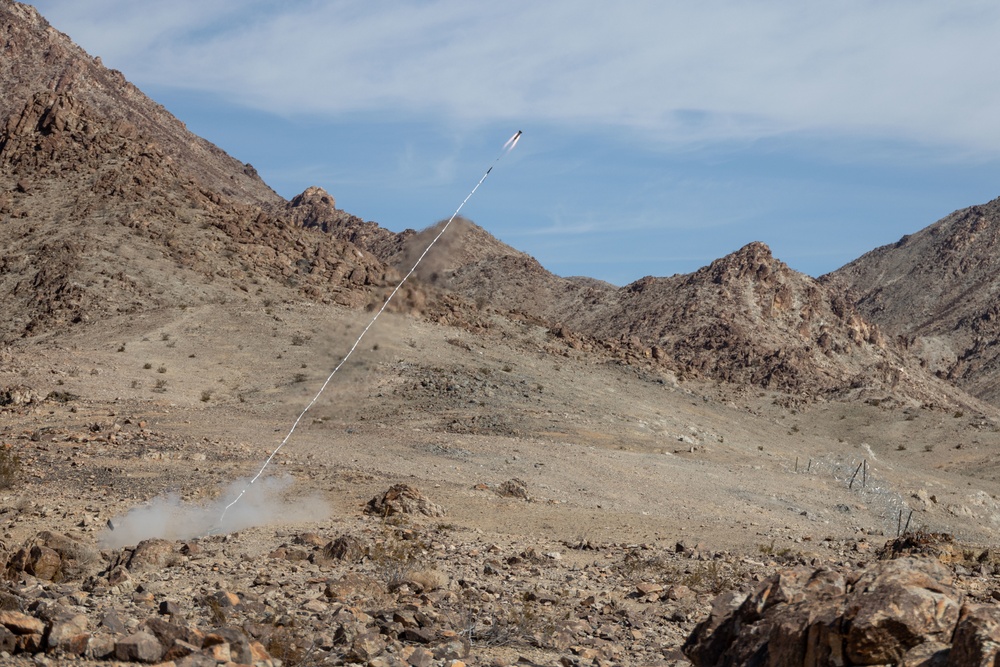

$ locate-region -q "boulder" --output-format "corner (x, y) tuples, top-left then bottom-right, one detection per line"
(0, 609), (44, 635)
(496, 478), (530, 501)
(314, 535), (366, 564)
(846, 558), (961, 663)
(24, 545), (62, 581)
(0, 624), (14, 653)
(5, 531), (91, 582)
(114, 631), (164, 663)
(46, 612), (90, 653)
(126, 538), (178, 572)
(207, 627), (252, 664)
(365, 484), (445, 518)
(949, 603), (1000, 666)
(684, 557), (968, 667)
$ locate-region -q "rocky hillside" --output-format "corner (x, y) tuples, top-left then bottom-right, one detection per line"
(0, 2), (278, 206)
(425, 235), (965, 405)
(0, 2), (398, 342)
(564, 242), (894, 397)
(827, 197), (1000, 403)
(0, 1), (980, 410)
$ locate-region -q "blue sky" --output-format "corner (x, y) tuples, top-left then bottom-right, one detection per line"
(29, 1), (1000, 285)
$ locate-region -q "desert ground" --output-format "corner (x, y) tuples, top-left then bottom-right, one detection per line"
(5, 299), (1000, 665)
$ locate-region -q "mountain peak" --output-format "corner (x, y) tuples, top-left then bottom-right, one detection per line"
(702, 241), (784, 285)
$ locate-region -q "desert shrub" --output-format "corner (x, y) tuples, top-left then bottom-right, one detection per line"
(264, 626), (318, 667)
(367, 533), (427, 589)
(681, 560), (748, 594)
(460, 591), (559, 648)
(202, 595), (226, 625)
(0, 445), (22, 489)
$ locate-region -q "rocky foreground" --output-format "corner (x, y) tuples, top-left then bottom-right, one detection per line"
(2, 482), (1000, 667)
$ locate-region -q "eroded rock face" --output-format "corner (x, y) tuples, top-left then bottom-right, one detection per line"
(683, 557), (982, 667)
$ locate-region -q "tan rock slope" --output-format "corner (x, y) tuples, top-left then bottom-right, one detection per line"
(827, 197), (1000, 405)
(0, 2), (397, 341)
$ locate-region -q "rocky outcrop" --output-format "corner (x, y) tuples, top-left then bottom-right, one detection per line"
(5, 531), (93, 583)
(0, 3), (402, 342)
(684, 556), (1000, 666)
(0, 2), (278, 205)
(365, 484), (445, 518)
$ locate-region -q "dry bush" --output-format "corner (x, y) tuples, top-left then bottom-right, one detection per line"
(460, 593), (559, 649)
(61, 541), (101, 580)
(0, 445), (22, 490)
(407, 568), (448, 592)
(202, 595), (227, 625)
(265, 626), (319, 667)
(367, 533), (427, 589)
(679, 561), (749, 595)
(616, 548), (671, 578)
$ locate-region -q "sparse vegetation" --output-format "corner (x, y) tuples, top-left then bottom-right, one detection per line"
(758, 540), (797, 562)
(200, 390), (213, 402)
(680, 560), (749, 595)
(264, 626), (313, 667)
(366, 530), (429, 589)
(202, 595), (226, 625)
(0, 444), (23, 489)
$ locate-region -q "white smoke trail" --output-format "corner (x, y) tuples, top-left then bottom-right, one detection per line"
(99, 475), (329, 549)
(216, 130), (524, 524)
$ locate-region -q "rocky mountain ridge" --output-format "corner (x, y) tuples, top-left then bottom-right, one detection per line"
(1, 1), (991, 413)
(828, 197), (1000, 404)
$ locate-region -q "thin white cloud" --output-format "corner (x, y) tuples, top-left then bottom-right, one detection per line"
(31, 0), (1000, 153)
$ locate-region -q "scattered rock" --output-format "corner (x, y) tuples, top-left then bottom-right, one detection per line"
(0, 385), (40, 407)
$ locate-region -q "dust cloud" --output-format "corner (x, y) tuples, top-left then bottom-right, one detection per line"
(98, 475), (330, 549)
